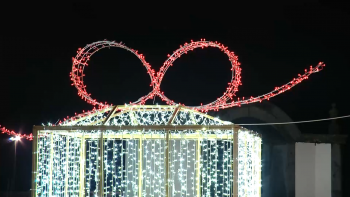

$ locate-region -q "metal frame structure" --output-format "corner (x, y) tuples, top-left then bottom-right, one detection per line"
(31, 105), (261, 197)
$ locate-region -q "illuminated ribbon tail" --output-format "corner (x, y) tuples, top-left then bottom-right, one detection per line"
(221, 62), (325, 109)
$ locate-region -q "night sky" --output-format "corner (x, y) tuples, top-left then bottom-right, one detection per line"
(1, 1), (350, 192)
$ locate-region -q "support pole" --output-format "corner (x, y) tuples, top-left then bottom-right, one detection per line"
(31, 129), (38, 197)
(102, 106), (118, 125)
(167, 105), (181, 125)
(49, 133), (54, 197)
(232, 128), (239, 197)
(79, 135), (85, 197)
(99, 131), (104, 197)
(165, 105), (181, 197)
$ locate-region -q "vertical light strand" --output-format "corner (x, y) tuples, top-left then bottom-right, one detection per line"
(75, 133), (81, 195)
(51, 135), (58, 196)
(206, 137), (210, 196)
(155, 138), (161, 195)
(57, 135), (67, 196)
(233, 128), (239, 197)
(92, 137), (100, 196)
(111, 138), (117, 196)
(165, 129), (170, 197)
(160, 137), (165, 196)
(237, 130), (262, 197)
(196, 136), (201, 197)
(143, 139), (148, 195)
(258, 137), (262, 197)
(119, 139), (124, 196)
(104, 135), (107, 196)
(244, 132), (248, 197)
(134, 137), (138, 196)
(37, 133), (43, 196)
(228, 135), (233, 197)
(170, 139), (175, 197)
(69, 133), (77, 196)
(36, 133), (44, 196)
(214, 137), (218, 197)
(228, 137), (232, 196)
(217, 139), (223, 197)
(103, 134), (108, 196)
(64, 136), (69, 197)
(191, 139), (195, 197)
(79, 134), (85, 197)
(151, 135), (155, 196)
(48, 133), (53, 197)
(109, 136), (114, 196)
(99, 131), (104, 197)
(224, 137), (228, 197)
(180, 133), (185, 197)
(252, 134), (256, 196)
(213, 138), (217, 196)
(138, 134), (143, 197)
(133, 135), (138, 197)
(185, 138), (188, 197)
(209, 139), (212, 196)
(239, 130), (244, 197)
(247, 134), (253, 196)
(125, 137), (129, 196)
(201, 137), (207, 197)
(85, 139), (90, 196)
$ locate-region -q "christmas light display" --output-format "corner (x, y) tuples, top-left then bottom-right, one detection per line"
(32, 105), (262, 197)
(2, 39), (324, 140)
(0, 39), (324, 197)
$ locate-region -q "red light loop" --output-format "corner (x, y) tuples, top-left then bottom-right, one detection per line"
(70, 41), (156, 108)
(155, 40), (241, 111)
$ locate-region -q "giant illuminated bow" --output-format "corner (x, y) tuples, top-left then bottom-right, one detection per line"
(71, 39), (325, 111)
(1, 39), (325, 140)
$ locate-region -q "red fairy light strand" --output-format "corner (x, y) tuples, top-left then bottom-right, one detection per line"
(71, 40), (324, 111)
(70, 41), (156, 108)
(2, 39), (325, 140)
(1, 125), (33, 140)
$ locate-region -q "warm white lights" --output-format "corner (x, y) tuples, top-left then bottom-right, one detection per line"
(238, 130), (262, 197)
(33, 105), (261, 197)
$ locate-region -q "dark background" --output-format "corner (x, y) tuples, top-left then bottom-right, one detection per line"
(1, 1), (350, 195)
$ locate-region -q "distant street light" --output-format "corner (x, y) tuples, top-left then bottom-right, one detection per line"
(9, 136), (21, 141)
